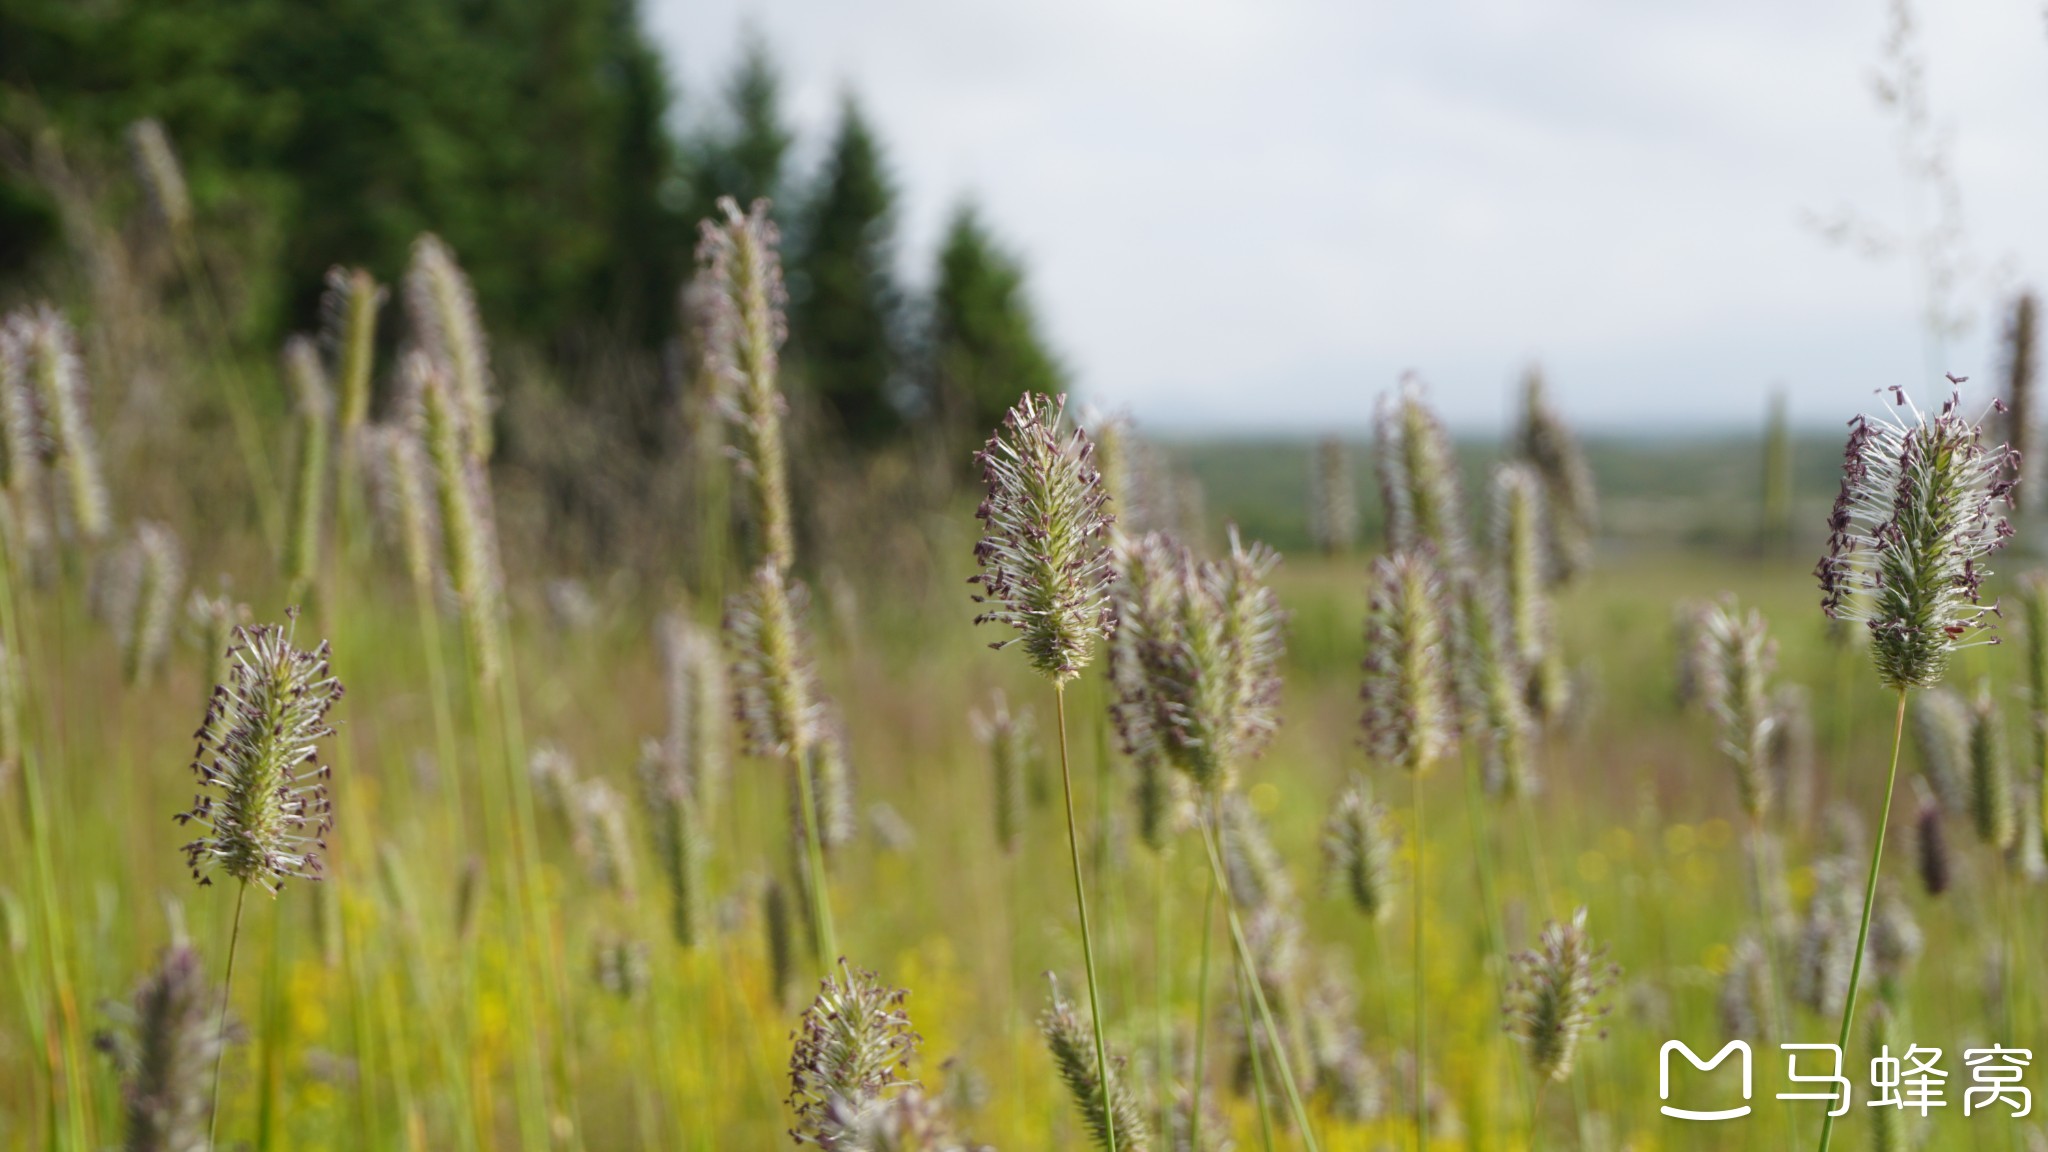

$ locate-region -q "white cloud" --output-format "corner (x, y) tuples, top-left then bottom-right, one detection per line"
(648, 0), (2048, 432)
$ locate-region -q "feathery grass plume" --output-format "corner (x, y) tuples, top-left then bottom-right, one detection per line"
(1718, 935), (1776, 1042)
(1513, 367), (1598, 583)
(282, 336), (333, 599)
(1701, 598), (1777, 821)
(187, 589), (251, 698)
(1671, 598), (1719, 713)
(573, 780), (638, 903)
(321, 268), (386, 433)
(1142, 529), (1287, 793)
(2002, 291), (2037, 510)
(1457, 572), (1536, 796)
(726, 562), (824, 760)
(125, 118), (194, 238)
(1361, 550), (1454, 774)
(1865, 1004), (1907, 1152)
(765, 877), (795, 1000)
(1041, 976), (1153, 1152)
(789, 960), (922, 1147)
(411, 351), (505, 684)
(1967, 680), (2017, 850)
(1868, 884), (1922, 996)
(1493, 462), (1569, 723)
(970, 391), (1116, 683)
(640, 740), (708, 947)
(1375, 378), (1469, 565)
(971, 690), (1035, 855)
(657, 610), (729, 812)
(1217, 792), (1294, 914)
(1323, 773), (1399, 923)
(1767, 684), (1817, 825)
(527, 743), (581, 820)
(1817, 381), (2017, 690)
(1090, 411), (1134, 519)
(19, 305), (110, 542)
(361, 422), (443, 597)
(1914, 792), (1951, 896)
(809, 720), (858, 853)
(590, 936), (650, 1001)
(122, 522), (186, 687)
(1909, 686), (1970, 811)
(698, 197), (795, 573)
(2011, 784), (2047, 880)
(1792, 856), (1861, 1016)
(100, 945), (234, 1152)
(1302, 972), (1383, 1122)
(837, 1087), (989, 1152)
(1309, 435), (1358, 556)
(176, 618), (341, 892)
(404, 234), (494, 461)
(0, 306), (49, 554)
(1503, 907), (1617, 1084)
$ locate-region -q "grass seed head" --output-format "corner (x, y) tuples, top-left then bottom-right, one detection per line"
(726, 563), (824, 761)
(1967, 680), (2018, 850)
(18, 306), (110, 542)
(1310, 434), (1359, 555)
(790, 959), (922, 1148)
(101, 945), (233, 1152)
(1909, 686), (1971, 811)
(971, 689), (1034, 855)
(697, 196), (795, 573)
(1818, 381), (2016, 690)
(970, 391), (1116, 685)
(1915, 791), (1951, 897)
(405, 234), (494, 461)
(1869, 883), (1923, 991)
(120, 521), (186, 687)
(1361, 549), (1454, 773)
(1039, 974), (1152, 1152)
(1376, 378), (1469, 566)
(1701, 598), (1776, 821)
(175, 617), (342, 894)
(1323, 773), (1399, 924)
(1514, 368), (1599, 583)
(1504, 907), (1617, 1084)
(320, 267), (386, 432)
(125, 118), (193, 238)
(1717, 935), (1775, 1043)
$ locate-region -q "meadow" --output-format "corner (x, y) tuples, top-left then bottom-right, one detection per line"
(1, 188), (2045, 1152)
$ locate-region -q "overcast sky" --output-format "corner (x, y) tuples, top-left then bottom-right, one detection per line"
(647, 0), (2048, 433)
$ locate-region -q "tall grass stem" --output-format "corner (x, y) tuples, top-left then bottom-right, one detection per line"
(208, 878), (249, 1148)
(1053, 683), (1119, 1152)
(1815, 689), (1909, 1152)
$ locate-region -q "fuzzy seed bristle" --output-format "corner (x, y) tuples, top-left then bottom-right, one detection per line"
(1503, 907), (1617, 1084)
(697, 197), (796, 574)
(970, 392), (1117, 685)
(790, 959), (923, 1147)
(1361, 549), (1454, 774)
(175, 618), (343, 894)
(1818, 381), (2015, 690)
(1040, 975), (1153, 1152)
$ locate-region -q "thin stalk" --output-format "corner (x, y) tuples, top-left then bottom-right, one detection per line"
(1815, 688), (1909, 1152)
(1413, 768), (1428, 1152)
(1190, 869), (1217, 1152)
(1236, 965), (1277, 1152)
(1154, 848), (1173, 1145)
(1053, 682), (1118, 1152)
(208, 879), (250, 1148)
(791, 740), (839, 964)
(1197, 806), (1322, 1151)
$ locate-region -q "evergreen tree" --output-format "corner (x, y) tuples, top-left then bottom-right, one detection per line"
(927, 202), (1064, 444)
(683, 30), (792, 220)
(791, 95), (903, 446)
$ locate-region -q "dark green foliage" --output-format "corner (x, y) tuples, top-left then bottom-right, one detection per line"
(1, 0), (687, 348)
(792, 97), (903, 446)
(680, 30), (793, 219)
(929, 202), (1065, 449)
